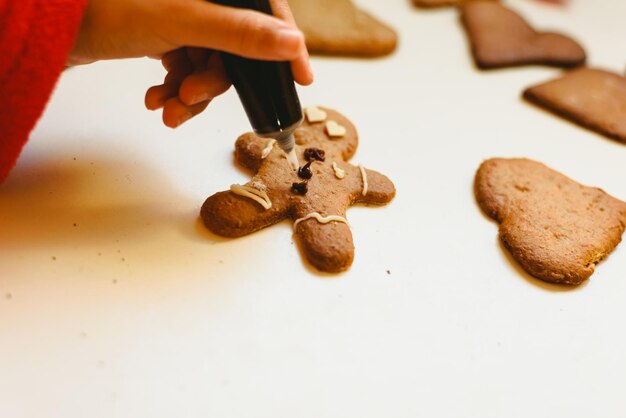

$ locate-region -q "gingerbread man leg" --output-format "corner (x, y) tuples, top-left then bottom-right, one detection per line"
(295, 216), (354, 272)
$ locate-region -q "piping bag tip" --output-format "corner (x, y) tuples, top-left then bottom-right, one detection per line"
(285, 148), (299, 171)
(276, 133), (299, 171)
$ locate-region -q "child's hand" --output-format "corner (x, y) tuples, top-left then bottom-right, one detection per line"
(70, 0), (313, 128)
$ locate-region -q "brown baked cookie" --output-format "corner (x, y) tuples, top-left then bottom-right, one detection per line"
(524, 68), (626, 143)
(413, 0), (497, 9)
(288, 0), (397, 58)
(201, 107), (396, 273)
(475, 158), (626, 285)
(461, 1), (585, 69)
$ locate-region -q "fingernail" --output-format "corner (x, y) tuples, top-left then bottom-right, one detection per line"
(191, 93), (209, 105)
(177, 112), (193, 126)
(276, 29), (304, 56)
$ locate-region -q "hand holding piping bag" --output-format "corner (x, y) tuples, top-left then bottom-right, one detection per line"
(70, 0), (314, 128)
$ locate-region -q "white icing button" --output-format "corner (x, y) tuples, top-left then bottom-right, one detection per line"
(325, 120), (346, 138)
(332, 162), (346, 179)
(305, 106), (327, 123)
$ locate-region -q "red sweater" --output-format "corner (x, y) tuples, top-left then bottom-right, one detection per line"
(0, 0), (86, 183)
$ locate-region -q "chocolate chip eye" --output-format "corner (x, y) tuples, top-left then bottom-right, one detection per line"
(303, 148), (326, 162)
(291, 181), (308, 195)
(298, 161), (313, 179)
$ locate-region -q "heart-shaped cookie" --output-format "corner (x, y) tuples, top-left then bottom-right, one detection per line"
(461, 1), (585, 69)
(475, 158), (626, 285)
(524, 68), (626, 144)
(288, 0), (397, 57)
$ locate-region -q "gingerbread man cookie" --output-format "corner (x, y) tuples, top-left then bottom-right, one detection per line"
(201, 107), (396, 273)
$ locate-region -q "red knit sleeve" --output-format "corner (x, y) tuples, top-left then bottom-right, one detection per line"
(0, 0), (87, 183)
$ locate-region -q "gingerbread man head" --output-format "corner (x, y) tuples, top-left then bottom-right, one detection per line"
(200, 107), (396, 272)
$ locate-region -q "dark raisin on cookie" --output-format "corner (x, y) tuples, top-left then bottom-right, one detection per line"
(291, 181), (308, 195)
(304, 148), (326, 162)
(298, 161), (313, 179)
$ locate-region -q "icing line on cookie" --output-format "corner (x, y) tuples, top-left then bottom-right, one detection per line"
(358, 164), (368, 196)
(261, 139), (276, 159)
(293, 212), (349, 230)
(332, 161), (346, 179)
(230, 184), (272, 210)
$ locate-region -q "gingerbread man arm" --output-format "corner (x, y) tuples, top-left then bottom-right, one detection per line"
(341, 165), (396, 205)
(234, 133), (276, 173)
(295, 218), (355, 273)
(201, 190), (288, 237)
(357, 168), (396, 205)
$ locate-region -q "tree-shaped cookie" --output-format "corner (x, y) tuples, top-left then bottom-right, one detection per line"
(475, 158), (626, 285)
(201, 107), (396, 272)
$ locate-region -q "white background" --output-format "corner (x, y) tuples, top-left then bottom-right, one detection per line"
(2, 0), (626, 417)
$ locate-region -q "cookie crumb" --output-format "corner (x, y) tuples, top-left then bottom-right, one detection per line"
(52, 256), (57, 261)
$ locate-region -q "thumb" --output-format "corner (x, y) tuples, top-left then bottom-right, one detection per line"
(162, 1), (306, 61)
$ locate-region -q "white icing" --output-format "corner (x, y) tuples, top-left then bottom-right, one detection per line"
(230, 184), (272, 210)
(261, 139), (276, 159)
(293, 212), (349, 230)
(249, 180), (267, 192)
(325, 120), (346, 138)
(305, 106), (327, 123)
(332, 162), (346, 179)
(358, 164), (368, 196)
(285, 148), (300, 171)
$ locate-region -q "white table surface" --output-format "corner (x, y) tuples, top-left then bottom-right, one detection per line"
(2, 1), (626, 417)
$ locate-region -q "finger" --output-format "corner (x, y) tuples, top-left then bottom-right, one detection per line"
(291, 50), (313, 86)
(269, 0), (297, 24)
(161, 48), (189, 72)
(185, 47), (211, 71)
(164, 2), (305, 61)
(145, 82), (180, 110)
(164, 59), (194, 84)
(146, 57), (196, 110)
(162, 97), (210, 128)
(269, 0), (313, 85)
(179, 54), (232, 106)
